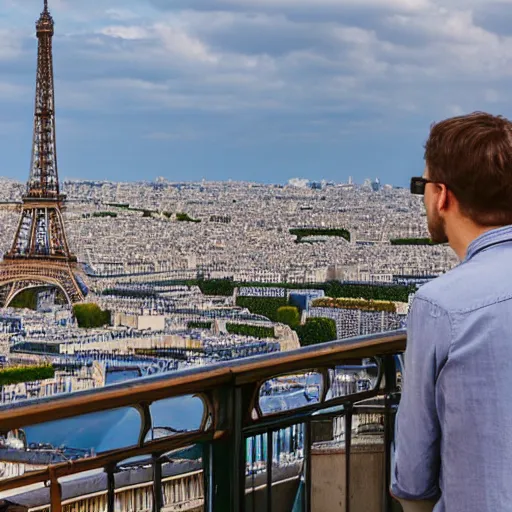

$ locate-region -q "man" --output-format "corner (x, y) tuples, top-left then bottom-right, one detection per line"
(390, 112), (512, 512)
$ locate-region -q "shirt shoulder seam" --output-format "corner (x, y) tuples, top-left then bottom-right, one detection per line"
(412, 295), (455, 357)
(451, 293), (512, 314)
(417, 291), (512, 315)
(412, 294), (448, 312)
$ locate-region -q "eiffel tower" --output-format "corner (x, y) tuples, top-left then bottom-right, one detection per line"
(0, 0), (87, 307)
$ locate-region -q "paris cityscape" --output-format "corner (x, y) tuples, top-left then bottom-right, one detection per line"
(0, 1), (471, 511)
(0, 174), (449, 509)
(0, 174), (457, 381)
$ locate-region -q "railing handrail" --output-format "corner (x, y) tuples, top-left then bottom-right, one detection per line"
(0, 329), (406, 511)
(0, 329), (406, 432)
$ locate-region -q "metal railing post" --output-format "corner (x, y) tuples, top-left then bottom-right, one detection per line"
(208, 385), (247, 512)
(266, 429), (273, 512)
(153, 455), (163, 512)
(49, 469), (62, 512)
(383, 355), (399, 512)
(106, 465), (115, 512)
(344, 405), (353, 512)
(203, 441), (213, 512)
(232, 386), (245, 512)
(304, 420), (312, 512)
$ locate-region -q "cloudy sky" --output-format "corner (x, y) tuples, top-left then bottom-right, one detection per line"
(0, 0), (511, 186)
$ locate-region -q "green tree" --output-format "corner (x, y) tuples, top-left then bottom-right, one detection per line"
(296, 318), (337, 346)
(198, 279), (235, 296)
(235, 297), (288, 322)
(277, 306), (300, 328)
(73, 304), (111, 328)
(10, 289), (38, 310)
(176, 212), (201, 223)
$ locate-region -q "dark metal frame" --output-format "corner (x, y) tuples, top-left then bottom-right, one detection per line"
(0, 330), (406, 511)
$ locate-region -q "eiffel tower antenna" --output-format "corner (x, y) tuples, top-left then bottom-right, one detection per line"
(0, 0), (87, 307)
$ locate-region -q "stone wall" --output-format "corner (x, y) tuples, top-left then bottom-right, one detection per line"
(311, 442), (385, 512)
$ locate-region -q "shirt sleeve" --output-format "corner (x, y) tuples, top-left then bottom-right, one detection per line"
(390, 296), (452, 501)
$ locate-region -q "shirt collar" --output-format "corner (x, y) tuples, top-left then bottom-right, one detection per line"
(465, 225), (512, 262)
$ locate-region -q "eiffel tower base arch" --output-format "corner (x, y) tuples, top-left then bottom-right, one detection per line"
(0, 261), (86, 308)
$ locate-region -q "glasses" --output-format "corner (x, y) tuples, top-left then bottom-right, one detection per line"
(410, 176), (435, 195)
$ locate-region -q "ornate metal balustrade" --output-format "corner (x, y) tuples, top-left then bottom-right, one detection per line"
(0, 330), (406, 512)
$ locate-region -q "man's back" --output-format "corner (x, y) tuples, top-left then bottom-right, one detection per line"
(392, 227), (512, 512)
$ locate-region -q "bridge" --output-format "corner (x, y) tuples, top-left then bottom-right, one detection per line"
(0, 330), (406, 511)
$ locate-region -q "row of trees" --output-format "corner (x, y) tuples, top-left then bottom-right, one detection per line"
(177, 279), (415, 302)
(289, 228), (351, 242)
(176, 212), (201, 223)
(184, 305), (337, 346)
(13, 342), (60, 354)
(105, 202), (129, 209)
(226, 323), (276, 339)
(312, 297), (397, 313)
(102, 289), (157, 298)
(104, 203), (203, 223)
(187, 321), (213, 329)
(235, 296), (288, 322)
(164, 212), (201, 223)
(0, 365), (55, 386)
(321, 282), (415, 302)
(390, 238), (437, 245)
(92, 211), (117, 218)
(184, 279), (413, 346)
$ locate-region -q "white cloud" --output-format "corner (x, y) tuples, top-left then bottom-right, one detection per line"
(205, 0), (431, 11)
(3, 0), (512, 141)
(447, 104), (465, 116)
(153, 24), (218, 63)
(100, 25), (149, 40)
(94, 78), (168, 92)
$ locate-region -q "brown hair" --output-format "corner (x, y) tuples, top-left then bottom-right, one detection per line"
(424, 111), (512, 226)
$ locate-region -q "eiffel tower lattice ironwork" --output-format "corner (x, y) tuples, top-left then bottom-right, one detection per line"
(0, 0), (87, 307)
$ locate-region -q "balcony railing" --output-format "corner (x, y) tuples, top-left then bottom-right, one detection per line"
(0, 329), (406, 512)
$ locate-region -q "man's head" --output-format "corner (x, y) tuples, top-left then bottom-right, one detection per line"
(420, 112), (512, 245)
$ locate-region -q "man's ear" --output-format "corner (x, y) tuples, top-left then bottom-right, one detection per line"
(437, 184), (450, 213)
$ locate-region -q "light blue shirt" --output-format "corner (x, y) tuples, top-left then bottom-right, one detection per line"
(391, 225), (512, 512)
